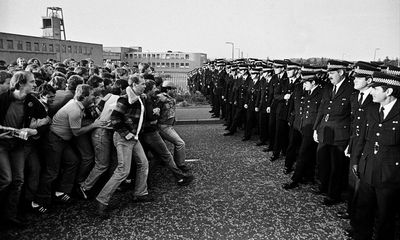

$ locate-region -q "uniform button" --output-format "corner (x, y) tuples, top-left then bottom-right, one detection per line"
(379, 124), (382, 127)
(396, 162), (399, 166)
(376, 133), (380, 136)
(328, 107), (331, 110)
(356, 126), (359, 128)
(357, 117), (360, 120)
(330, 101), (332, 103)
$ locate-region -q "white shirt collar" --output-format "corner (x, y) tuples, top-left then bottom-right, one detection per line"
(334, 78), (345, 92)
(381, 99), (397, 119)
(359, 87), (372, 104)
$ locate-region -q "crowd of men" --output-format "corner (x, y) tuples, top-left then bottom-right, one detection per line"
(0, 57), (195, 229)
(188, 58), (400, 240)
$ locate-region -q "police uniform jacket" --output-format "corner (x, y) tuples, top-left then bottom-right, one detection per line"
(256, 76), (269, 112)
(300, 86), (322, 137)
(245, 78), (261, 111)
(313, 78), (354, 145)
(273, 72), (290, 120)
(348, 91), (376, 163)
(351, 101), (400, 187)
(287, 79), (304, 129)
(266, 75), (280, 111)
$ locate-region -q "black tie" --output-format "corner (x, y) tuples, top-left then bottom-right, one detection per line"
(358, 92), (364, 106)
(331, 85), (337, 99)
(379, 107), (385, 122)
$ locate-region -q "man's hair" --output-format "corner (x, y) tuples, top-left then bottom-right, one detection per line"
(87, 75), (103, 88)
(379, 85), (400, 99)
(89, 67), (99, 76)
(101, 71), (114, 80)
(154, 76), (163, 87)
(114, 68), (129, 79)
(38, 83), (56, 96)
(74, 66), (88, 77)
(49, 76), (67, 90)
(79, 59), (89, 67)
(0, 70), (13, 85)
(67, 75), (84, 91)
(144, 80), (156, 93)
(9, 71), (33, 90)
(55, 66), (67, 74)
(114, 79), (129, 90)
(143, 73), (155, 80)
(74, 84), (92, 101)
(27, 58), (41, 66)
(129, 75), (141, 85)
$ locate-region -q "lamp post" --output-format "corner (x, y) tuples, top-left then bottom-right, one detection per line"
(225, 42), (234, 60)
(374, 48), (380, 61)
(235, 48), (240, 59)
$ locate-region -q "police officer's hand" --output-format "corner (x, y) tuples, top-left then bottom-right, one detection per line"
(344, 145), (350, 157)
(255, 107), (259, 112)
(0, 131), (12, 139)
(266, 107), (271, 113)
(244, 104), (248, 109)
(284, 94), (291, 100)
(313, 130), (319, 143)
(234, 101), (237, 106)
(352, 165), (359, 178)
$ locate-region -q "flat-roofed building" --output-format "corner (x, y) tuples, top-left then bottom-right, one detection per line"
(0, 32), (103, 64)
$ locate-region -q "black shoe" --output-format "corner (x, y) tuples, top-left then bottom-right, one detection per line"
(132, 194), (155, 203)
(96, 201), (110, 219)
(224, 127), (230, 130)
(76, 185), (88, 200)
(270, 155), (279, 162)
(262, 148), (269, 152)
(283, 181), (299, 190)
(336, 211), (350, 219)
(223, 132), (234, 136)
(211, 114), (219, 118)
(284, 167), (294, 175)
(54, 193), (74, 204)
(177, 175), (195, 186)
(209, 110), (214, 113)
(178, 165), (191, 172)
(255, 142), (266, 146)
(322, 197), (342, 206)
(242, 137), (250, 141)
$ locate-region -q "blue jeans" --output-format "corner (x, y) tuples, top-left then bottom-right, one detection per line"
(74, 132), (95, 184)
(0, 143), (25, 219)
(158, 125), (186, 167)
(81, 128), (113, 190)
(96, 132), (149, 205)
(35, 131), (80, 205)
(141, 130), (187, 180)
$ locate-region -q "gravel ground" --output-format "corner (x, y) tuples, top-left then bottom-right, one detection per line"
(1, 124), (350, 240)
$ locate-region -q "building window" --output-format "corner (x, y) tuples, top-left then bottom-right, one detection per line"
(166, 62), (170, 68)
(181, 63), (185, 68)
(17, 41), (23, 50)
(175, 54), (179, 58)
(138, 54), (141, 59)
(34, 42), (39, 51)
(79, 46), (82, 53)
(7, 40), (13, 49)
(56, 44), (60, 52)
(156, 54), (160, 59)
(62, 45), (66, 53)
(185, 54), (190, 60)
(156, 62), (160, 67)
(152, 54), (155, 58)
(125, 54), (128, 58)
(84, 47), (87, 54)
(49, 44), (54, 52)
(161, 62), (165, 68)
(74, 46), (77, 53)
(89, 47), (92, 55)
(42, 43), (47, 52)
(133, 54), (137, 59)
(134, 62), (138, 65)
(26, 42), (31, 51)
(166, 54), (170, 59)
(0, 39), (3, 49)
(151, 62), (155, 67)
(67, 45), (72, 53)
(171, 62), (175, 68)
(185, 63), (189, 68)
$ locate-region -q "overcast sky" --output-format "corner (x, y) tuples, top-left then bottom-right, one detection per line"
(1, 0), (399, 61)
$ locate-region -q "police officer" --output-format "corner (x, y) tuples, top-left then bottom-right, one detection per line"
(283, 71), (323, 189)
(283, 61), (303, 173)
(243, 66), (262, 141)
(313, 60), (354, 206)
(256, 63), (274, 146)
(351, 72), (400, 240)
(270, 60), (290, 161)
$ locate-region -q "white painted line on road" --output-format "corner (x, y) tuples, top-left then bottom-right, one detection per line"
(185, 159), (201, 162)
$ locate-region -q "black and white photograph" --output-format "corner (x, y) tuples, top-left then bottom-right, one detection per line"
(0, 0), (399, 239)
